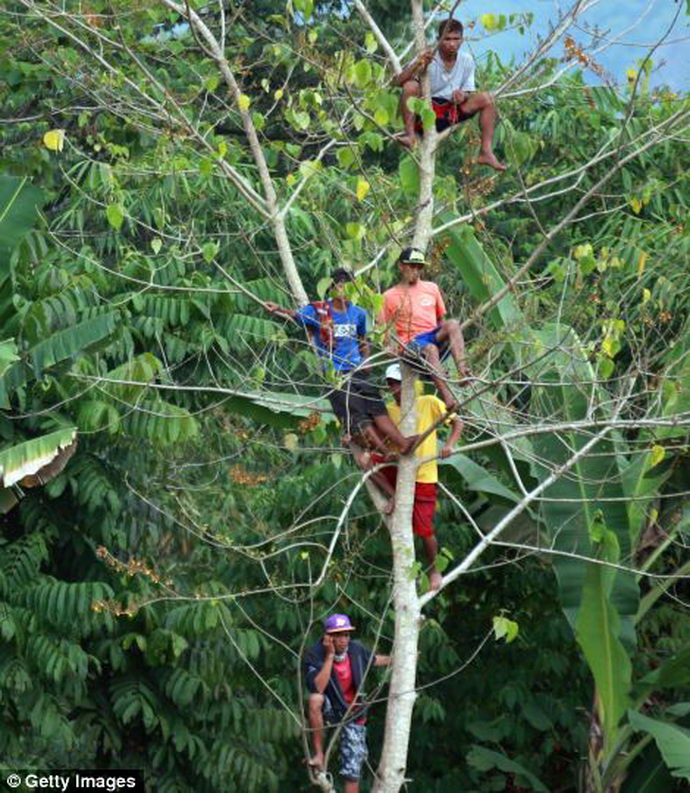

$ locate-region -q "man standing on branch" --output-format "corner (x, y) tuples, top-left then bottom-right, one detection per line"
(381, 248), (470, 411)
(395, 17), (506, 171)
(304, 614), (391, 792)
(265, 269), (417, 455)
(368, 364), (463, 591)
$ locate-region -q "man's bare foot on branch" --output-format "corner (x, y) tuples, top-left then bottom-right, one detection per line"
(429, 569), (443, 591)
(395, 133), (417, 150)
(352, 448), (372, 470)
(309, 752), (325, 771)
(383, 497), (395, 516)
(476, 151), (506, 171)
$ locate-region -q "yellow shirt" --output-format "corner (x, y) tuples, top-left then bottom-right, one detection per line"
(387, 395), (448, 484)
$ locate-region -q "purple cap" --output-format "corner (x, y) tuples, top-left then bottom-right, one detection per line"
(324, 614), (355, 633)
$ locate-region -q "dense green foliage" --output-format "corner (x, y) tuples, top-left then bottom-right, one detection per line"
(1, 1), (689, 791)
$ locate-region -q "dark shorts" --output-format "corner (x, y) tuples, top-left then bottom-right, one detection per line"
(372, 455), (437, 538)
(327, 370), (387, 435)
(415, 97), (478, 134)
(402, 326), (450, 379)
(321, 697), (368, 781)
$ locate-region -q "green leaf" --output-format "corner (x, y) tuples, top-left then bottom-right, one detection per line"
(0, 427), (77, 488)
(628, 711), (690, 779)
(441, 219), (523, 335)
(398, 156), (419, 196)
(106, 203), (124, 231)
(440, 453), (522, 503)
(576, 558), (632, 747)
(467, 745), (549, 792)
(337, 148), (355, 169)
(492, 615), (519, 643)
(202, 241), (219, 264)
(0, 175), (43, 270)
(0, 339), (19, 377)
(353, 59), (372, 88)
(29, 311), (120, 378)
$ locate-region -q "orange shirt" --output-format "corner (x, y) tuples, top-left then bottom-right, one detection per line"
(381, 281), (446, 344)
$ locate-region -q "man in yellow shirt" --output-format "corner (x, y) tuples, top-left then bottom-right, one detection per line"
(371, 364), (463, 590)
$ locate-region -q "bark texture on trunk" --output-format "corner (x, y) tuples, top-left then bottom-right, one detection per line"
(373, 366), (421, 793)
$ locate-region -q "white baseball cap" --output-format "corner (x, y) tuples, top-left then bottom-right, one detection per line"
(385, 363), (402, 381)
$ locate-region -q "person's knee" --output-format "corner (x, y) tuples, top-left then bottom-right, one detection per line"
(309, 693), (325, 715)
(402, 80), (420, 97)
(443, 318), (460, 334)
(477, 92), (494, 108)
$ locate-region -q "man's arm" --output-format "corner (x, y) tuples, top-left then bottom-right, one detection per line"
(357, 308), (370, 360)
(393, 48), (433, 87)
(265, 301), (296, 320)
(312, 635), (335, 693)
(439, 416), (463, 458)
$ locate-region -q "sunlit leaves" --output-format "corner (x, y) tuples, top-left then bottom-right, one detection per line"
(493, 615), (519, 643)
(42, 129), (65, 152)
(105, 204), (124, 231)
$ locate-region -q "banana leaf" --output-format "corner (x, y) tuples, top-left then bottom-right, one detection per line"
(0, 174), (43, 271)
(0, 427), (77, 489)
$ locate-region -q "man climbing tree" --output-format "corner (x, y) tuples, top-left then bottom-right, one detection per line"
(265, 269), (417, 454)
(395, 17), (506, 171)
(380, 248), (469, 411)
(366, 363), (463, 591)
(304, 614), (391, 793)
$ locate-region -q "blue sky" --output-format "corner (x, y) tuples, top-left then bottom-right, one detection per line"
(455, 0), (689, 90)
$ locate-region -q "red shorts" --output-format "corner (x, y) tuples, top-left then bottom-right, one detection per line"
(372, 455), (437, 538)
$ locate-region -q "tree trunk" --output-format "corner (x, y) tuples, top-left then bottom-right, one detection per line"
(373, 366), (421, 793)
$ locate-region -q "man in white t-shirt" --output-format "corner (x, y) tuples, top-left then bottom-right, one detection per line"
(394, 17), (506, 171)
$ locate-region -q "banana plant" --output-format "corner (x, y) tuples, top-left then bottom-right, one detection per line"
(0, 176), (81, 511)
(443, 220), (690, 790)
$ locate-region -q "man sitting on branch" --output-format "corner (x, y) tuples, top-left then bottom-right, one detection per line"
(380, 248), (470, 412)
(303, 614), (391, 792)
(366, 364), (463, 591)
(265, 268), (417, 455)
(395, 17), (506, 171)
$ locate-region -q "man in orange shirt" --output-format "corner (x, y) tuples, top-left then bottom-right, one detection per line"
(381, 247), (469, 410)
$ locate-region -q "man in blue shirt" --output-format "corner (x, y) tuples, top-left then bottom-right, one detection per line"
(266, 269), (416, 454)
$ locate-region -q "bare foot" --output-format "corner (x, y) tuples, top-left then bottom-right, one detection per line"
(395, 133), (417, 150)
(309, 752), (325, 771)
(429, 570), (442, 591)
(383, 497), (395, 516)
(352, 449), (372, 470)
(476, 151), (507, 171)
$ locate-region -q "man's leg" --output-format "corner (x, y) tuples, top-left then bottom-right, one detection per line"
(414, 485), (442, 590)
(398, 79), (421, 148)
(340, 723), (367, 793)
(435, 319), (470, 380)
(423, 534), (441, 590)
(371, 413), (417, 454)
(458, 92), (506, 171)
(421, 343), (458, 410)
(308, 693), (326, 769)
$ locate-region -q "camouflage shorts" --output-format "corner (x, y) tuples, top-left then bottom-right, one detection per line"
(338, 722), (368, 781)
(322, 698), (368, 781)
